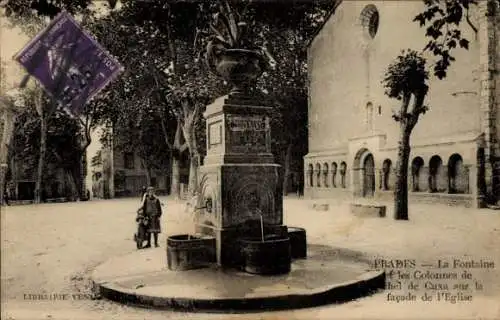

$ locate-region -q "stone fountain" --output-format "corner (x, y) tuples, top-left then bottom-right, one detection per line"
(91, 4), (385, 310)
(166, 47), (307, 274)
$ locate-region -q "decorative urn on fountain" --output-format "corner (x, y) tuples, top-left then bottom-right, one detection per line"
(205, 1), (275, 96)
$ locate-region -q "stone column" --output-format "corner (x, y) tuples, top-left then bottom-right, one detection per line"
(423, 166), (432, 192)
(331, 166), (337, 188)
(316, 166), (321, 187)
(374, 166), (382, 197)
(439, 166), (448, 193)
(463, 164), (472, 194)
(378, 169), (383, 190)
(351, 167), (361, 197)
(478, 0), (500, 203)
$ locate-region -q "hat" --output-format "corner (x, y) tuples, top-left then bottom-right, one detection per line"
(147, 186), (154, 191)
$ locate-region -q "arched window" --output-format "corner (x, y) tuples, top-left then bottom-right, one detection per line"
(448, 154), (468, 194)
(382, 159), (392, 190)
(429, 155), (443, 193)
(331, 162), (338, 188)
(360, 5), (380, 39)
(365, 102), (374, 130)
(308, 164), (314, 187)
(316, 163), (321, 187)
(322, 163), (329, 187)
(411, 157), (424, 192)
(340, 161), (347, 188)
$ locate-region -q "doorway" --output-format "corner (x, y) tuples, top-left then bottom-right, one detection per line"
(363, 154), (375, 197)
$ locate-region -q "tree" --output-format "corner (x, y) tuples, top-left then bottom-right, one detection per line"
(148, 1), (223, 197)
(94, 0), (224, 198)
(0, 87), (26, 204)
(8, 89), (85, 200)
(383, 50), (429, 220)
(84, 7), (183, 195)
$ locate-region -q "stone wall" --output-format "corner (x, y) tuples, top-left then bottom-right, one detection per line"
(307, 1), (480, 154)
(478, 0), (500, 204)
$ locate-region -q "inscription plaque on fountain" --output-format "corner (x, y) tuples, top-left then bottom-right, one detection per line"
(227, 115), (268, 153)
(209, 121), (222, 147)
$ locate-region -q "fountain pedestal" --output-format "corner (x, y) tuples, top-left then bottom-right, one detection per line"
(195, 94), (287, 268)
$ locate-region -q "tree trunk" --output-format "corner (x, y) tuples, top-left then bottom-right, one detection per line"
(0, 109), (17, 205)
(34, 114), (47, 204)
(72, 158), (85, 200)
(34, 86), (53, 204)
(79, 151), (87, 199)
(170, 154), (181, 198)
(1, 75), (31, 204)
(282, 143), (293, 196)
(394, 126), (411, 220)
(66, 170), (79, 201)
(78, 131), (92, 200)
(180, 103), (200, 197)
(141, 158), (152, 187)
(188, 152), (199, 195)
(168, 117), (185, 199)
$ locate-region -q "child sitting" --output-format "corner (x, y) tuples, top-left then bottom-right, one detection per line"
(134, 207), (150, 249)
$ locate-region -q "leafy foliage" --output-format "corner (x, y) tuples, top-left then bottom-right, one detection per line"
(413, 0), (479, 79)
(383, 50), (429, 101)
(205, 0), (250, 49)
(10, 89), (83, 183)
(2, 0), (116, 18)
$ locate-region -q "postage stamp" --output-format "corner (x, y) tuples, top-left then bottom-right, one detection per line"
(13, 10), (123, 116)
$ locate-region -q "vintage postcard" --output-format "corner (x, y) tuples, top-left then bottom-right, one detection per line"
(1, 0), (499, 319)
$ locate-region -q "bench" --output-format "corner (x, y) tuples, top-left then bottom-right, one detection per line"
(46, 198), (68, 203)
(8, 200), (34, 206)
(312, 203), (330, 211)
(350, 203), (386, 218)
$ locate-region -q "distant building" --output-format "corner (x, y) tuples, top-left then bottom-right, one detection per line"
(5, 154), (81, 202)
(304, 1), (500, 207)
(88, 126), (172, 199)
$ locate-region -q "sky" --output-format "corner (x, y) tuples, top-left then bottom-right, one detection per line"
(0, 13), (31, 93)
(0, 0), (119, 93)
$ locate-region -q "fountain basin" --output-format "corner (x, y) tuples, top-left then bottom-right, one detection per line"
(287, 227), (307, 259)
(166, 234), (216, 271)
(239, 235), (291, 275)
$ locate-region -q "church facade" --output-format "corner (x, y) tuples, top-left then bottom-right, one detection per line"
(304, 0), (500, 207)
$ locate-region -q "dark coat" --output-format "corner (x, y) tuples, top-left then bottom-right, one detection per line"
(141, 195), (162, 233)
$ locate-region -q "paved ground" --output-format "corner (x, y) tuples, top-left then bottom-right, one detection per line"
(92, 242), (382, 305)
(1, 196), (500, 319)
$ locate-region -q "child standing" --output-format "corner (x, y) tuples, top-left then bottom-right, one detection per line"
(140, 186), (163, 248)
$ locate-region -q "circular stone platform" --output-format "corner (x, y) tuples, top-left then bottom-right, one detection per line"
(91, 243), (385, 312)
